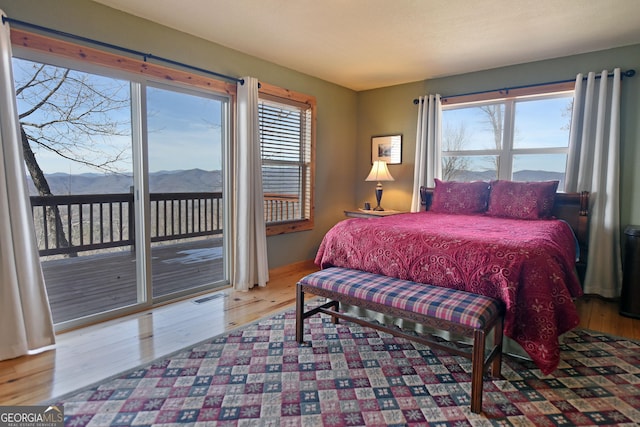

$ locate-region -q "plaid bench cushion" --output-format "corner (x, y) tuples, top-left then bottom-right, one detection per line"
(299, 267), (502, 330)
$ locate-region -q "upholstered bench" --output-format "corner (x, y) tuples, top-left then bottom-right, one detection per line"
(295, 267), (505, 414)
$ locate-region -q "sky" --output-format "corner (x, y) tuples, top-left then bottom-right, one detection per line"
(441, 95), (573, 173)
(147, 85), (223, 173)
(13, 57), (225, 176)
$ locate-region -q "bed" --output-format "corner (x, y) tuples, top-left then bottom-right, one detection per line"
(315, 179), (589, 374)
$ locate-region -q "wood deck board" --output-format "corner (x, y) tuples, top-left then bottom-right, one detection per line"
(41, 238), (226, 324)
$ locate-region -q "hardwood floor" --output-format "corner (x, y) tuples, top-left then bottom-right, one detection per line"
(576, 293), (640, 339)
(0, 260), (318, 405)
(1, 259), (638, 405)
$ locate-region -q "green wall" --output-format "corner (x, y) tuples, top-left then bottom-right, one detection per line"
(0, 0), (358, 269)
(357, 45), (640, 229)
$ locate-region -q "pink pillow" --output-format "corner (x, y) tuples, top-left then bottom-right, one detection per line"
(487, 180), (559, 219)
(431, 179), (490, 214)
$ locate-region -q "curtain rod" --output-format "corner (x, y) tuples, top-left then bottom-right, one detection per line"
(412, 69), (636, 104)
(1, 15), (245, 85)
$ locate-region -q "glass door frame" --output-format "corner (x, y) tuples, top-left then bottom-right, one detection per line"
(139, 80), (231, 304)
(14, 46), (232, 331)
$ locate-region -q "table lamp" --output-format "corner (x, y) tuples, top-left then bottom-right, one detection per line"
(365, 160), (394, 211)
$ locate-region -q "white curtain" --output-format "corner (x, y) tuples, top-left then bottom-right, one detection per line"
(411, 94), (442, 212)
(0, 12), (56, 361)
(565, 69), (622, 298)
(232, 76), (269, 291)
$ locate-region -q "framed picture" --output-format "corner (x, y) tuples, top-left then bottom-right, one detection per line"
(371, 134), (402, 164)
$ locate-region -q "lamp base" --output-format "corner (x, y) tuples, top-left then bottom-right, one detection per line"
(373, 185), (384, 211)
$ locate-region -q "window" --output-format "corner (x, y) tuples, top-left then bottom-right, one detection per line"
(258, 86), (315, 235)
(441, 87), (574, 191)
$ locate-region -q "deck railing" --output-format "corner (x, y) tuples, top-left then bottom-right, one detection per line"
(30, 192), (300, 256)
(263, 192), (300, 223)
(30, 193), (136, 256)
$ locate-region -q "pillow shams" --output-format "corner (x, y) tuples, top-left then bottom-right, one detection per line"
(431, 179), (490, 214)
(486, 180), (559, 219)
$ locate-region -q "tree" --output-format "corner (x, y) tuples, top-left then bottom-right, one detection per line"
(441, 121), (470, 180)
(14, 59), (130, 254)
(479, 104), (503, 173)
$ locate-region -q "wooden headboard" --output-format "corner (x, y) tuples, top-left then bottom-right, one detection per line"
(419, 186), (590, 283)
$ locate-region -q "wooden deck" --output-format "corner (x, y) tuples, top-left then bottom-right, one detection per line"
(41, 237), (226, 324)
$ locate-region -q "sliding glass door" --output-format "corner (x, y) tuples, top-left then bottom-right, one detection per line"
(14, 57), (139, 326)
(13, 54), (230, 330)
(146, 84), (228, 299)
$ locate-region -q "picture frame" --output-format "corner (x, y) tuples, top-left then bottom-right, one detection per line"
(371, 134), (402, 164)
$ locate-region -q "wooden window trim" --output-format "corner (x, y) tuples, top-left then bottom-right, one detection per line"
(10, 28), (237, 96)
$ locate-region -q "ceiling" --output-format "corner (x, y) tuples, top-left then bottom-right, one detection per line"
(92, 0), (640, 91)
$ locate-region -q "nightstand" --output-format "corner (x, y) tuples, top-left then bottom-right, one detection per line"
(344, 209), (406, 219)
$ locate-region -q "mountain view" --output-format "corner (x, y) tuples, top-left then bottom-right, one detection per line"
(27, 169), (223, 196)
(28, 167), (301, 197)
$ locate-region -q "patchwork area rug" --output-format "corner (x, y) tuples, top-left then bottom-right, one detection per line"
(49, 306), (640, 426)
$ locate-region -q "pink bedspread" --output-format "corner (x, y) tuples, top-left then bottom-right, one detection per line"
(315, 211), (584, 374)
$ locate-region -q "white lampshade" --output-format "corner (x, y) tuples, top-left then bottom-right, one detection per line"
(365, 161), (394, 182)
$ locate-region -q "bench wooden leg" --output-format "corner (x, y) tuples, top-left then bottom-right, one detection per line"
(296, 284), (341, 344)
(470, 329), (485, 414)
(296, 284), (304, 343)
(330, 300), (340, 324)
(490, 317), (504, 378)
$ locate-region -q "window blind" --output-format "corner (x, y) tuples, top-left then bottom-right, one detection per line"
(258, 101), (303, 196)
